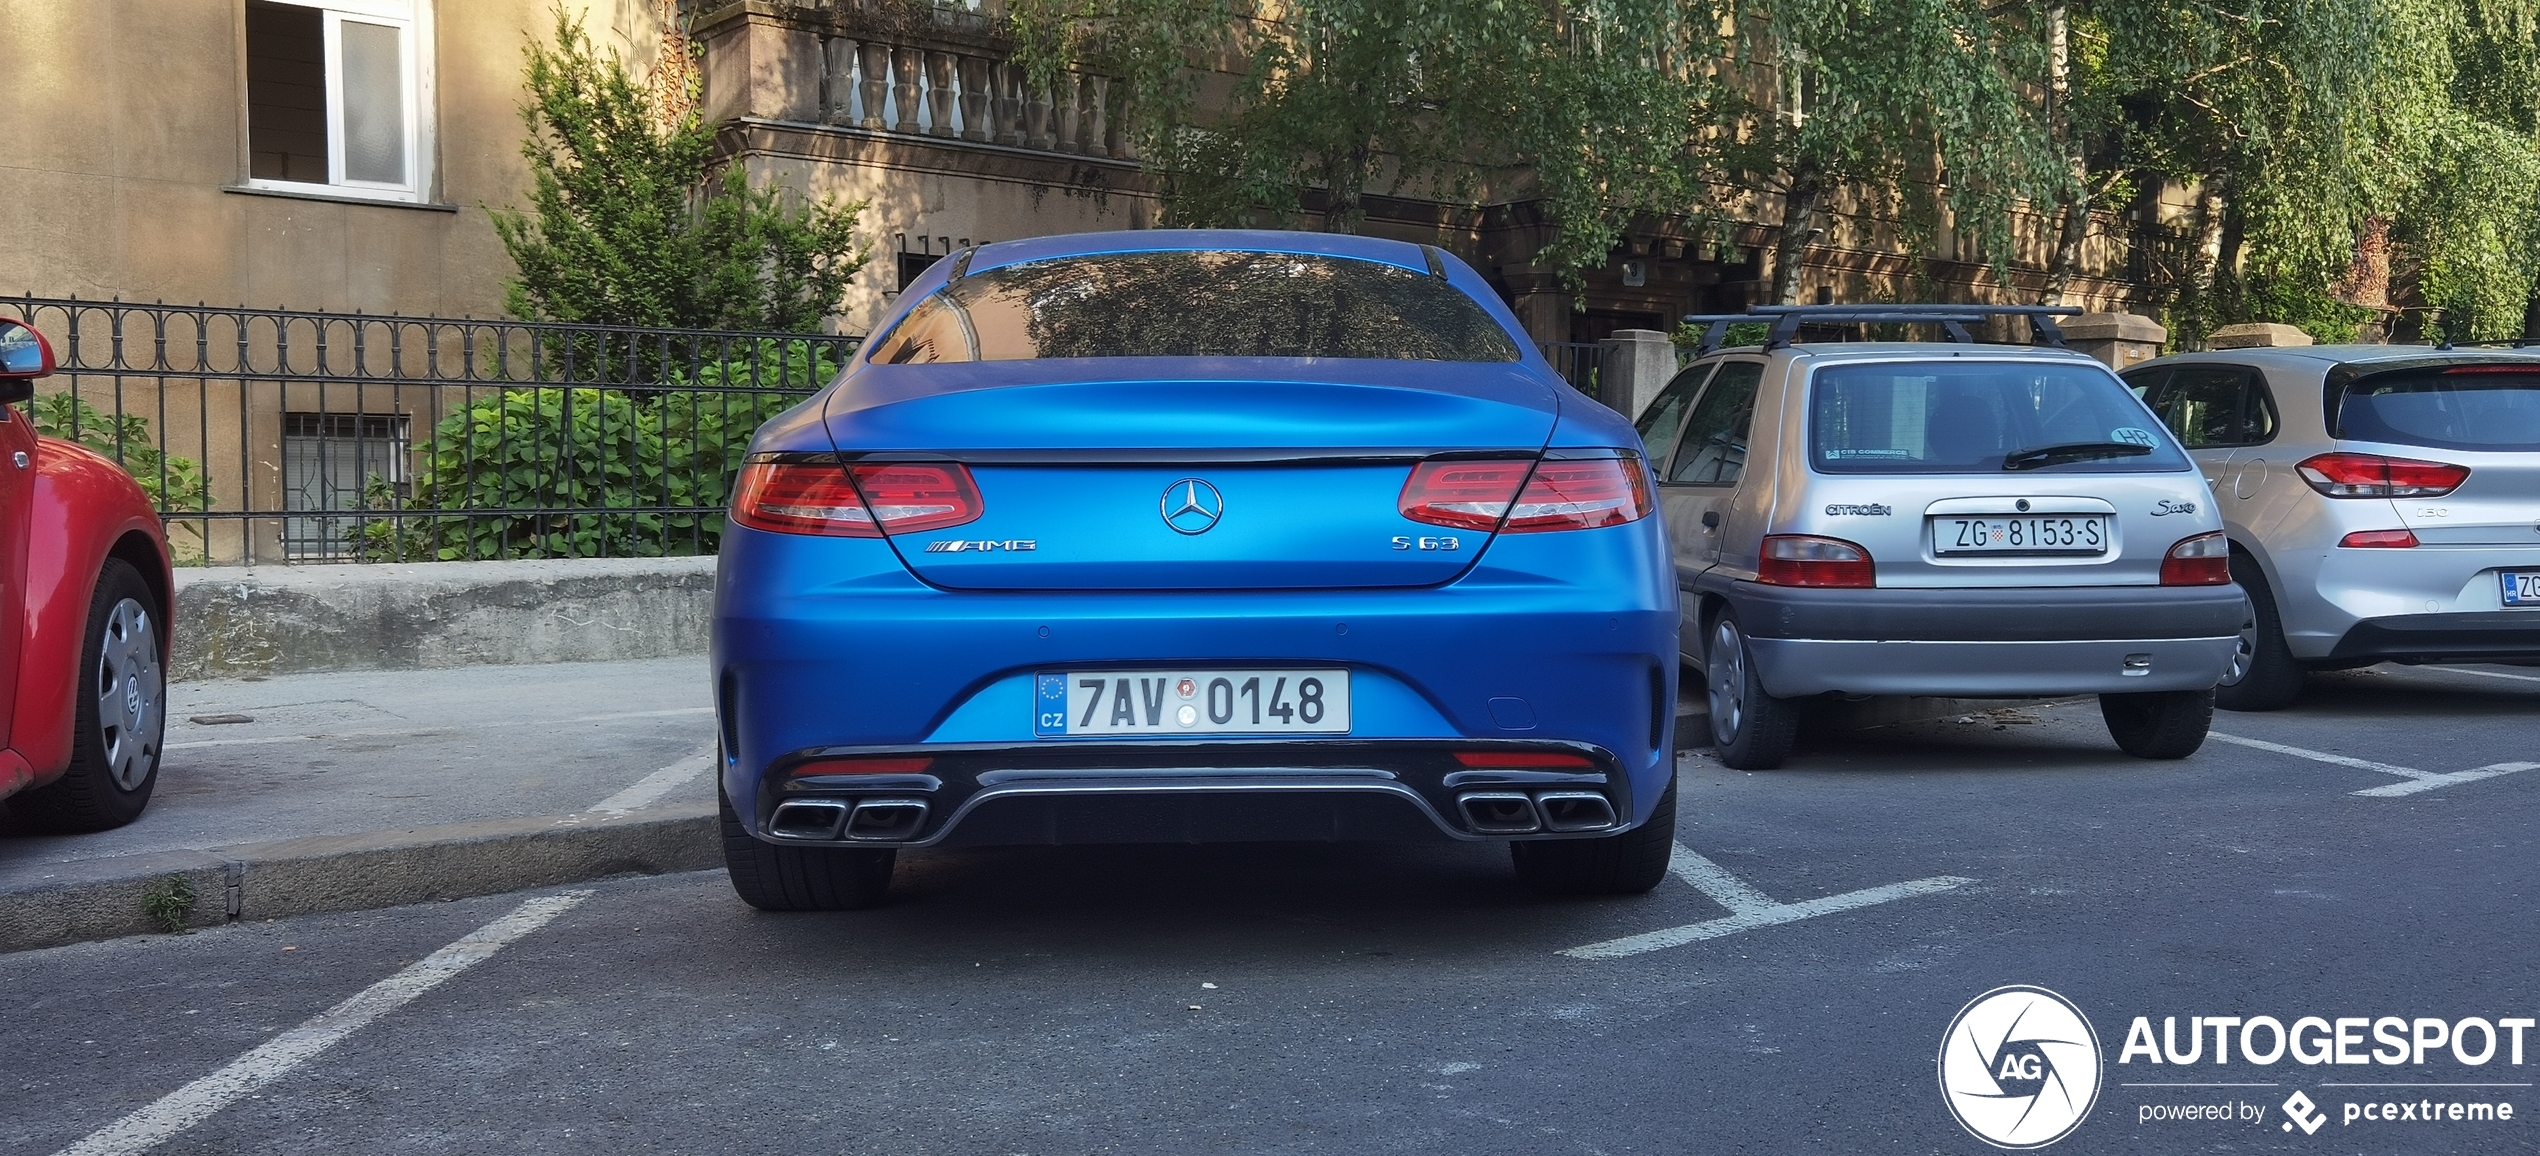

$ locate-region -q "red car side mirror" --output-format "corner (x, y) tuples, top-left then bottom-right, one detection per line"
(0, 316), (55, 405)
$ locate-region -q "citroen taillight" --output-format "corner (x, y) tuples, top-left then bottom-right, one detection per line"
(2159, 531), (2232, 585)
(1756, 535), (1874, 587)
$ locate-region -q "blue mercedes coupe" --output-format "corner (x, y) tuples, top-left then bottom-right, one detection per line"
(712, 230), (1680, 909)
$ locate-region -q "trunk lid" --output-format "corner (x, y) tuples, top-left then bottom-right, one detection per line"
(2334, 360), (2540, 545)
(822, 361), (1563, 590)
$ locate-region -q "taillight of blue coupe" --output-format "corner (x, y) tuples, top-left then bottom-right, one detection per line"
(710, 229), (1680, 910)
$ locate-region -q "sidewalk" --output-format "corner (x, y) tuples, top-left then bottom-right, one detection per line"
(0, 657), (720, 950)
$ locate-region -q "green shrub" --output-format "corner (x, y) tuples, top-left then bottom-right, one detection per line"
(30, 394), (214, 551)
(358, 340), (838, 561)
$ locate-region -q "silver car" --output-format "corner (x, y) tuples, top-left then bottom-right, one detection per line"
(1646, 306), (2246, 769)
(2120, 345), (2540, 710)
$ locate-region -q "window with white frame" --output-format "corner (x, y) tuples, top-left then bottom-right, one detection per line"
(244, 0), (432, 202)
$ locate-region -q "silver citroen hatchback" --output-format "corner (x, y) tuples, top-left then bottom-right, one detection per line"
(1645, 306), (2247, 769)
(2120, 344), (2540, 710)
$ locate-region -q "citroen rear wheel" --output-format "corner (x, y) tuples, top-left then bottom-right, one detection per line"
(2100, 688), (2213, 759)
(1707, 613), (1798, 770)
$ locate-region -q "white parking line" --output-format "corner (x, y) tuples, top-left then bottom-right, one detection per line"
(2351, 762), (2540, 798)
(2206, 733), (2429, 779)
(52, 891), (591, 1156)
(2415, 666), (2540, 686)
(587, 749), (717, 814)
(1561, 843), (1973, 961)
(2208, 733), (2537, 797)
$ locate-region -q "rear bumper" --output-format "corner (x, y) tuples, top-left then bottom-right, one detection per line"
(1748, 637), (2239, 696)
(713, 522), (1680, 837)
(1695, 579), (2248, 696)
(1712, 580), (2250, 642)
(2326, 611), (2540, 664)
(744, 739), (1637, 848)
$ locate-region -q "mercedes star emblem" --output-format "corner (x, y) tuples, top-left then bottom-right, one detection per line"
(1161, 479), (1224, 535)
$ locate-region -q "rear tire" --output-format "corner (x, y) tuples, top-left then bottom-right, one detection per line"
(1707, 613), (1798, 770)
(720, 788), (894, 911)
(1510, 781), (1677, 896)
(2213, 555), (2305, 712)
(11, 560), (165, 833)
(2100, 689), (2213, 759)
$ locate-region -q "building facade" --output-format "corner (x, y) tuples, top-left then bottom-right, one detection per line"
(4, 0), (2185, 564)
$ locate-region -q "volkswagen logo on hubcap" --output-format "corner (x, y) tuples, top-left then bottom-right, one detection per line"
(1161, 479), (1224, 535)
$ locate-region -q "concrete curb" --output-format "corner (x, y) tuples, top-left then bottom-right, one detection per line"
(173, 555), (718, 681)
(0, 802), (716, 954)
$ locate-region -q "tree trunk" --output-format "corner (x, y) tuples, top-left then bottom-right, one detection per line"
(2043, 190), (2091, 307)
(1772, 162), (1824, 305)
(2188, 174), (2229, 306)
(1321, 141), (1373, 235)
(2040, 1), (2086, 306)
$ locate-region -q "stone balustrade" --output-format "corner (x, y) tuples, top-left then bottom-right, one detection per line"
(814, 32), (1133, 160)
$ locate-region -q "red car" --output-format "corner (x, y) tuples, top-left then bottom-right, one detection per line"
(1, 318), (173, 831)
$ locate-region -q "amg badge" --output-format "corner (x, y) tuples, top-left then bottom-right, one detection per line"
(925, 539), (1037, 553)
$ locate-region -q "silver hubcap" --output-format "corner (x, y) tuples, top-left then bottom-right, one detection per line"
(2221, 607), (2258, 687)
(1708, 619), (1745, 745)
(95, 598), (163, 790)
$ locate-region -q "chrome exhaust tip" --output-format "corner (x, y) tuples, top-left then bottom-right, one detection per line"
(1458, 791), (1543, 835)
(768, 799), (849, 840)
(844, 798), (930, 841)
(1534, 791), (1618, 832)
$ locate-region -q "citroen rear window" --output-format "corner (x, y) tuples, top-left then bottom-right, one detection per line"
(865, 250), (1523, 364)
(2335, 365), (2540, 452)
(1809, 361), (2191, 474)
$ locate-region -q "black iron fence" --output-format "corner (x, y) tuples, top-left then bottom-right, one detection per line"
(2, 296), (1622, 565)
(1, 296), (859, 564)
(1539, 340), (1603, 402)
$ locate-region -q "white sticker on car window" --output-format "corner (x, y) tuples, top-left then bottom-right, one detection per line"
(2110, 426), (2158, 447)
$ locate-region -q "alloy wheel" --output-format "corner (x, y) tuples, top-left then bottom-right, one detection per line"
(2221, 606), (2258, 687)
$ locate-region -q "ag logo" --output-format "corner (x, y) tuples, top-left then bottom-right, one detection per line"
(1939, 985), (2103, 1149)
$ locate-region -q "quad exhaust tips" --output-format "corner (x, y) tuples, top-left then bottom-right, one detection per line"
(1458, 792), (1542, 834)
(843, 798), (929, 841)
(1534, 791), (1618, 832)
(767, 797), (931, 842)
(1456, 790), (1618, 835)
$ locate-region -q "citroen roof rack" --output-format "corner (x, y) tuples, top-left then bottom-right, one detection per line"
(1682, 304), (2082, 355)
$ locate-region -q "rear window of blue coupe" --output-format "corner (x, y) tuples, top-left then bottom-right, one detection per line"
(866, 250), (1524, 363)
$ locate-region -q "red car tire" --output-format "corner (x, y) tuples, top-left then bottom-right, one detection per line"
(9, 558), (164, 832)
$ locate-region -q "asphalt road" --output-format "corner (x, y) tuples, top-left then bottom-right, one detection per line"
(4, 663), (2535, 1155)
